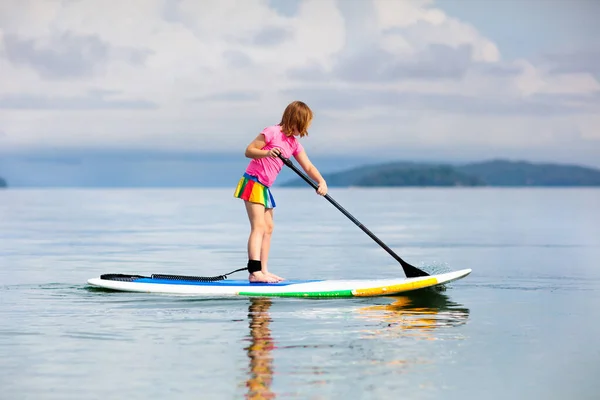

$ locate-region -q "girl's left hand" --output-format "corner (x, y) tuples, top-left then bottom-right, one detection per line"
(316, 180), (328, 196)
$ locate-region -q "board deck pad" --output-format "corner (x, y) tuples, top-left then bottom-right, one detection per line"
(87, 269), (472, 298)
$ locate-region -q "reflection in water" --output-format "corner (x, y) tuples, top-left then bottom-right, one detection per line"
(357, 290), (471, 340)
(241, 292), (470, 397)
(244, 298), (275, 400)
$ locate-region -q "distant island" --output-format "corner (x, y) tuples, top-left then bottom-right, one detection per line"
(0, 177), (6, 188)
(282, 160), (600, 187)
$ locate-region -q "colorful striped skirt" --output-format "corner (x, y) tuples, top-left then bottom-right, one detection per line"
(233, 173), (276, 209)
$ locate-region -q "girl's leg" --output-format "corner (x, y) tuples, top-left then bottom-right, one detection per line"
(245, 200), (278, 283)
(261, 207), (284, 281)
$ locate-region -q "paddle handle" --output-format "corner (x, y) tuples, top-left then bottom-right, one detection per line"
(278, 155), (429, 278)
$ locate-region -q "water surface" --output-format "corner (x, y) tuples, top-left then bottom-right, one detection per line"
(1, 188), (599, 399)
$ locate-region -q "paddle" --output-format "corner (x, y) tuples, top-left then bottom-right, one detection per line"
(278, 155), (430, 278)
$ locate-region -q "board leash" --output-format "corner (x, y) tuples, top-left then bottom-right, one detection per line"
(101, 267), (249, 282)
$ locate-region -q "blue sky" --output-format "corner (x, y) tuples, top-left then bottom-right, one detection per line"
(0, 0), (598, 186)
(439, 0), (599, 60)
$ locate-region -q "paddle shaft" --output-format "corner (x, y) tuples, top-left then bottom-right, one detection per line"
(278, 155), (429, 278)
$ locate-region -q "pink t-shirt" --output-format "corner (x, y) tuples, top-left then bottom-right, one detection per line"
(245, 125), (305, 187)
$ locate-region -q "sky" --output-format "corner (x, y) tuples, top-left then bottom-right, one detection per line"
(0, 0), (599, 186)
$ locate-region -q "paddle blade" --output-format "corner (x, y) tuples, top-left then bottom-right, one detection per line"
(401, 261), (430, 277)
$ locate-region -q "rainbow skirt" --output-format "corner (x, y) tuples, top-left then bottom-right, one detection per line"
(234, 173), (276, 209)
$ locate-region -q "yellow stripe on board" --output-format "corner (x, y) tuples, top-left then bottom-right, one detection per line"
(352, 277), (439, 297)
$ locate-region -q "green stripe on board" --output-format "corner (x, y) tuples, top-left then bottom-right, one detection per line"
(238, 290), (354, 298)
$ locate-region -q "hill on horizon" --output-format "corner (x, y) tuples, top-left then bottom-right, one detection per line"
(281, 159), (600, 187)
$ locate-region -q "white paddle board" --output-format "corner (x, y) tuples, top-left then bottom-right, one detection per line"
(87, 269), (471, 298)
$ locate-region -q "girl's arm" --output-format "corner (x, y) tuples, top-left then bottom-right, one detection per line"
(293, 150), (328, 195)
(245, 134), (280, 159)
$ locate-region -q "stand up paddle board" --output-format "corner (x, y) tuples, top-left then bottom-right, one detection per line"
(87, 269), (471, 298)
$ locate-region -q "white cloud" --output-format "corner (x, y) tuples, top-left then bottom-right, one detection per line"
(372, 0), (499, 62)
(373, 0), (441, 29)
(0, 0), (598, 164)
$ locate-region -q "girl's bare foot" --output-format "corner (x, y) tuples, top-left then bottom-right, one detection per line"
(249, 271), (279, 283)
(265, 271), (284, 282)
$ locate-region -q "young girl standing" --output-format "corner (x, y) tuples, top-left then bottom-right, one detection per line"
(234, 101), (328, 283)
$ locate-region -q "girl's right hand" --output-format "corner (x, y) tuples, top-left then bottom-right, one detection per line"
(266, 148), (281, 158)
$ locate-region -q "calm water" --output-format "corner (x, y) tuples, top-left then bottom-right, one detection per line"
(1, 188), (599, 399)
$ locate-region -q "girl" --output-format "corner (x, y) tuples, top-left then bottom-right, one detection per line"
(233, 101), (328, 283)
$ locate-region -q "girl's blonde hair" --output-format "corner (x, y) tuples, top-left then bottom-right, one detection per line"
(279, 101), (313, 137)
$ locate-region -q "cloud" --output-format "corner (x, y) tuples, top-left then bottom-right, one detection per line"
(191, 91), (261, 102)
(251, 26), (292, 47)
(288, 43), (525, 83)
(473, 62), (523, 77)
(222, 50), (253, 68)
(2, 31), (154, 80)
(0, 91), (157, 110)
(282, 87), (597, 116)
(543, 50), (600, 76)
(291, 43), (475, 82)
(0, 0), (597, 167)
(347, 43), (472, 81)
(3, 32), (109, 79)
